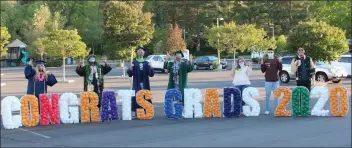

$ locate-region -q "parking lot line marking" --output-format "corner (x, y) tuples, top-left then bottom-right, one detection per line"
(18, 128), (51, 139)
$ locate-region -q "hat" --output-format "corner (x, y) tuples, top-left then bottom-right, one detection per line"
(174, 50), (184, 57)
(26, 57), (35, 62)
(35, 60), (46, 65)
(136, 47), (147, 52)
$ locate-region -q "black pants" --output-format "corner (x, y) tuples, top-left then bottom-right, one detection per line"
(296, 79), (311, 91)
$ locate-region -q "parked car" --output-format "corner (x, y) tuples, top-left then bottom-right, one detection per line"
(279, 56), (348, 83)
(193, 56), (228, 70)
(146, 54), (176, 73)
(331, 54), (351, 76)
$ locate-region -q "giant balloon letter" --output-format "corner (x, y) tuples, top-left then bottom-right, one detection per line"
(59, 93), (79, 124)
(242, 87), (260, 116)
(329, 86), (349, 117)
(274, 87), (292, 117)
(80, 92), (100, 122)
(164, 89), (183, 119)
(20, 95), (39, 127)
(136, 90), (154, 120)
(1, 96), (22, 129)
(39, 94), (60, 125)
(292, 86), (310, 116)
(118, 90), (134, 120)
(203, 88), (221, 118)
(101, 91), (119, 121)
(184, 88), (203, 118)
(223, 87), (241, 117)
(310, 86), (329, 116)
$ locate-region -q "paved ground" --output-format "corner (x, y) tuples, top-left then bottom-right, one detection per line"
(1, 66), (351, 147)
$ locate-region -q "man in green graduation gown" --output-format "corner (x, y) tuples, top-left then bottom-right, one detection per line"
(164, 50), (193, 104)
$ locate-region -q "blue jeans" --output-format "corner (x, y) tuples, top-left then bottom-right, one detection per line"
(234, 85), (249, 107)
(265, 81), (280, 112)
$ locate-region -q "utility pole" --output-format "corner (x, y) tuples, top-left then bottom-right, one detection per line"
(217, 17), (224, 70)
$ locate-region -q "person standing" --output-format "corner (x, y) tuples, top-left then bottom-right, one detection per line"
(164, 50), (193, 104)
(291, 47), (315, 91)
(76, 54), (112, 108)
(24, 59), (57, 108)
(260, 48), (282, 115)
(232, 56), (252, 112)
(127, 47), (155, 118)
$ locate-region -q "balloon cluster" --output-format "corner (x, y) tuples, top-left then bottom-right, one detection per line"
(203, 88), (221, 118)
(20, 95), (39, 127)
(292, 86), (310, 116)
(59, 93), (80, 124)
(101, 91), (119, 122)
(330, 86), (349, 117)
(136, 90), (154, 120)
(1, 96), (22, 129)
(118, 90), (133, 120)
(242, 87), (260, 116)
(183, 88), (203, 118)
(39, 94), (60, 125)
(164, 89), (183, 119)
(274, 87), (291, 117)
(223, 87), (241, 117)
(310, 86), (329, 116)
(80, 92), (100, 122)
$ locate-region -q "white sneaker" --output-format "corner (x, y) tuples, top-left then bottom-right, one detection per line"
(264, 111), (270, 115)
(132, 112), (137, 119)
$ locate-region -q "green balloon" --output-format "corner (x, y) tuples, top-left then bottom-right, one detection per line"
(292, 86), (310, 116)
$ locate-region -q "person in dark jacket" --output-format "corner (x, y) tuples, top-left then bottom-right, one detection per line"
(25, 59), (57, 109)
(260, 48), (282, 115)
(127, 47), (155, 118)
(291, 47), (316, 91)
(76, 54), (112, 108)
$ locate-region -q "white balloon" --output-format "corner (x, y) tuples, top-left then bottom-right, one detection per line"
(184, 88), (203, 118)
(118, 90), (133, 120)
(310, 86), (329, 116)
(59, 93), (80, 124)
(242, 87), (260, 116)
(1, 96), (22, 129)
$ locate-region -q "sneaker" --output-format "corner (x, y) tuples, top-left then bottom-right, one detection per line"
(132, 112), (137, 119)
(264, 111), (270, 115)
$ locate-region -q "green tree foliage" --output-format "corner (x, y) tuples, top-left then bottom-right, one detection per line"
(276, 35), (287, 55)
(0, 26), (11, 57)
(164, 24), (187, 53)
(287, 20), (349, 62)
(103, 1), (154, 60)
(45, 29), (87, 81)
(310, 1), (351, 38)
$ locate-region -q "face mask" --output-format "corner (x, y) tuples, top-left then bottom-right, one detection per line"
(88, 57), (96, 63)
(239, 62), (245, 67)
(268, 53), (274, 59)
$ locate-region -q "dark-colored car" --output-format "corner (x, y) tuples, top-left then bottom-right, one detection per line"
(193, 56), (228, 70)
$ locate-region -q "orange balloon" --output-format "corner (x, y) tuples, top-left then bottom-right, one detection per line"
(80, 92), (100, 122)
(136, 90), (154, 120)
(274, 87), (292, 117)
(329, 86), (349, 117)
(20, 95), (39, 127)
(203, 88), (221, 118)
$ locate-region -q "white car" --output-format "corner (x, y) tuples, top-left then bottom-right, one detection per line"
(331, 54), (351, 77)
(279, 56), (348, 83)
(146, 54), (174, 73)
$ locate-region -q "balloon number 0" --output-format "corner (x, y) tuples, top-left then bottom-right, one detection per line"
(274, 87), (292, 116)
(292, 87), (310, 116)
(329, 86), (349, 117)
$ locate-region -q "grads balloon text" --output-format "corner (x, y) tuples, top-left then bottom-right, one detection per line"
(1, 86), (349, 129)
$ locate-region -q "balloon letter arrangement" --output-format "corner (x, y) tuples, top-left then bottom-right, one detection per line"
(1, 86), (349, 129)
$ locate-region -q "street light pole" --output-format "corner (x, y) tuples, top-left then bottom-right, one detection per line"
(270, 26), (275, 37)
(217, 18), (224, 70)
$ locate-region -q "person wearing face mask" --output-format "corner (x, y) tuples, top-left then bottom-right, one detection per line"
(76, 53), (112, 108)
(232, 56), (252, 114)
(260, 48), (282, 115)
(127, 47), (155, 118)
(291, 47), (315, 91)
(24, 59), (57, 109)
(165, 50), (193, 105)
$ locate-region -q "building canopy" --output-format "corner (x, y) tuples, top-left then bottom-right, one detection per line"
(5, 39), (27, 48)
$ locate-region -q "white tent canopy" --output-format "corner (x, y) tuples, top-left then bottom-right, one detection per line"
(5, 39), (27, 48)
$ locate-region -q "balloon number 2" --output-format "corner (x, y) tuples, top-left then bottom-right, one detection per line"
(274, 87), (292, 117)
(310, 86), (329, 116)
(292, 86), (310, 116)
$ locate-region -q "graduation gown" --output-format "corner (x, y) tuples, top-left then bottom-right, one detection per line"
(24, 65), (57, 100)
(127, 60), (155, 112)
(166, 61), (193, 103)
(76, 63), (112, 107)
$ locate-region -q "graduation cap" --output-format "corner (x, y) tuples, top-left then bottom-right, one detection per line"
(35, 60), (46, 65)
(174, 50), (184, 57)
(136, 47), (147, 52)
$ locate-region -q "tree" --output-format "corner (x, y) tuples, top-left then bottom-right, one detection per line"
(205, 22), (267, 61)
(164, 23), (186, 53)
(103, 1), (154, 61)
(287, 20), (349, 62)
(0, 26), (11, 57)
(45, 29), (87, 81)
(275, 35), (287, 55)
